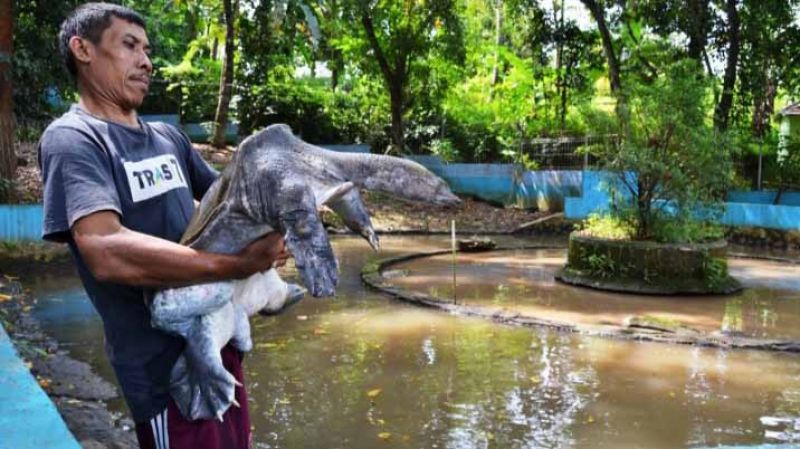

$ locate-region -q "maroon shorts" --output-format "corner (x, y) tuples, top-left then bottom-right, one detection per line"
(135, 345), (251, 449)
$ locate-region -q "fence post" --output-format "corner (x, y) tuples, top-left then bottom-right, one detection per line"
(757, 136), (763, 190)
(583, 136), (589, 170)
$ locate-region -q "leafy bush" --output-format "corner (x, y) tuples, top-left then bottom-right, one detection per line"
(161, 51), (223, 122)
(581, 211), (723, 244)
(581, 213), (633, 240)
(238, 74), (390, 148)
(585, 60), (734, 241)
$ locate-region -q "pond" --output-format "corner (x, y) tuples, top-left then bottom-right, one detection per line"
(26, 236), (800, 449)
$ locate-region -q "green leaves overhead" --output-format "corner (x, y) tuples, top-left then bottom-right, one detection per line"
(10, 0), (800, 168)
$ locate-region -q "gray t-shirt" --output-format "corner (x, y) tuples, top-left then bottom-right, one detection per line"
(38, 105), (218, 423)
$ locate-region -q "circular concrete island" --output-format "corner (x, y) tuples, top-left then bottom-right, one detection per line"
(556, 233), (742, 295)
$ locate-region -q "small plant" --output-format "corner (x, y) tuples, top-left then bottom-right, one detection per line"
(428, 138), (459, 162)
(702, 255), (729, 290)
(586, 252), (616, 278)
(581, 213), (633, 240)
(651, 219), (725, 244)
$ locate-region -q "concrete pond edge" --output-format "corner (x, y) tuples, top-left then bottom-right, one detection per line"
(0, 273), (139, 449)
(360, 245), (800, 354)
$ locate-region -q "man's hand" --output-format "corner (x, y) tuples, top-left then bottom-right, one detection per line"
(231, 232), (292, 278)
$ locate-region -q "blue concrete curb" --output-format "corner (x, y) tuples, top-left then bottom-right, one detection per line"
(0, 324), (82, 449)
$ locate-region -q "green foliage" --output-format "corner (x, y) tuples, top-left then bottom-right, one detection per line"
(776, 134), (800, 191)
(12, 0), (81, 118)
(0, 178), (15, 204)
(239, 74), (390, 147)
(701, 255), (729, 290)
(427, 138), (459, 162)
(586, 60), (734, 241)
(581, 213), (634, 240)
(11, 0), (800, 178)
(650, 219), (724, 244)
(585, 252), (616, 279)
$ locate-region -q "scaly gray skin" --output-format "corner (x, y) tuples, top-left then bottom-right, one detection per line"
(150, 123), (460, 421)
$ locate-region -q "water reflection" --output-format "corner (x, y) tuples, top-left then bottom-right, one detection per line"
(22, 236), (800, 448)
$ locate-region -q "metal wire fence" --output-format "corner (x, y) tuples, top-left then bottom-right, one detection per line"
(519, 135), (618, 170)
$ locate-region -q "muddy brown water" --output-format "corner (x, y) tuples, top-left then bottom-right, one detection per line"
(26, 236), (800, 449)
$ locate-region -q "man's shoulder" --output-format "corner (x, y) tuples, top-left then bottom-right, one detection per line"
(148, 120), (189, 144)
(42, 108), (94, 137)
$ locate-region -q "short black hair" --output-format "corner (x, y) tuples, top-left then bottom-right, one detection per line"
(58, 3), (146, 78)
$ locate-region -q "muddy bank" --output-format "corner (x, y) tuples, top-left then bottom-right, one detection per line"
(0, 267), (138, 449)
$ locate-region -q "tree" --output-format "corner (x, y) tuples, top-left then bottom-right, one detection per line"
(0, 0), (16, 194)
(211, 0), (236, 148)
(736, 0), (800, 139)
(591, 61), (732, 241)
(343, 0), (464, 152)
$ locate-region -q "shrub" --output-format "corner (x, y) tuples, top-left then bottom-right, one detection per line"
(586, 60), (734, 242)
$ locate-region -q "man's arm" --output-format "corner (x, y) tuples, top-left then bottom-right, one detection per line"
(72, 211), (289, 287)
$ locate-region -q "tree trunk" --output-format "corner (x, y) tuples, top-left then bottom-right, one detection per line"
(580, 0), (625, 128)
(212, 0), (236, 148)
(0, 0), (16, 198)
(555, 0), (566, 130)
(713, 0), (739, 132)
(489, 0), (503, 98)
(389, 80), (405, 153)
(185, 5), (197, 43)
(330, 61), (340, 92)
(752, 69), (776, 139)
(686, 0), (709, 62)
(580, 0), (620, 95)
(560, 62), (570, 131)
(360, 10), (406, 152)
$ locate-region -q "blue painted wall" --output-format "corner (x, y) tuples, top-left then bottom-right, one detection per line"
(439, 163), (518, 205)
(406, 156), (581, 210)
(727, 190), (800, 206)
(0, 205), (44, 241)
(516, 170), (582, 211)
(565, 170), (800, 231)
(182, 121), (240, 144)
(0, 325), (82, 449)
(10, 165), (800, 242)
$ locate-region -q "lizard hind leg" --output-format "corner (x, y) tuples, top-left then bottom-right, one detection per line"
(178, 318), (238, 421)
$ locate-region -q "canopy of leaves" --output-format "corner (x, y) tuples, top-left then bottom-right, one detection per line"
(7, 0), (799, 175)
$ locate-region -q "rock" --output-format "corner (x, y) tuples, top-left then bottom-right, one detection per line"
(32, 353), (117, 400)
(381, 269), (409, 279)
(57, 399), (138, 449)
(623, 315), (699, 335)
(457, 237), (497, 252)
(210, 151), (231, 164)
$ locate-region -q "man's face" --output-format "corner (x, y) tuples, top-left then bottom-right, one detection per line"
(76, 17), (153, 110)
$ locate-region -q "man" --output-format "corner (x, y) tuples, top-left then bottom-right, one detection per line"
(39, 4), (285, 448)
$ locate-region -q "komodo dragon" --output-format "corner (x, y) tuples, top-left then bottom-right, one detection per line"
(150, 124), (460, 421)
